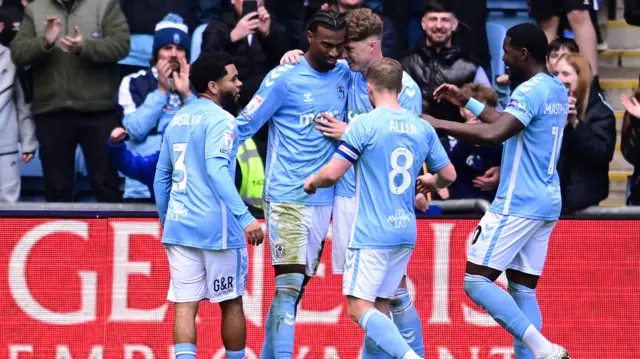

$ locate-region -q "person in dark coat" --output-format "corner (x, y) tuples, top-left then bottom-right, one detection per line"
(555, 53), (616, 212)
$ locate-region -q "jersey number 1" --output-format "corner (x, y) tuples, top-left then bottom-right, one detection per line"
(548, 126), (561, 175)
(173, 143), (188, 191)
(389, 147), (414, 195)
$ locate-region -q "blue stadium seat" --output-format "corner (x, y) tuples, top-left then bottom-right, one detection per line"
(118, 34), (154, 68)
(190, 23), (209, 64)
(486, 13), (537, 85)
(487, 0), (529, 11)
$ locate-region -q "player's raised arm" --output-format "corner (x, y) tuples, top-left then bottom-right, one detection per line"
(153, 138), (173, 226)
(424, 83), (526, 146)
(235, 65), (289, 144)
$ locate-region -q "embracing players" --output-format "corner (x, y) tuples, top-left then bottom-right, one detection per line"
(305, 58), (455, 359)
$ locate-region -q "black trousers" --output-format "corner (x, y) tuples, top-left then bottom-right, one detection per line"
(35, 110), (122, 202)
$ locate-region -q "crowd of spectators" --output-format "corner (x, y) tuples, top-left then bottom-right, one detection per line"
(0, 0), (638, 211)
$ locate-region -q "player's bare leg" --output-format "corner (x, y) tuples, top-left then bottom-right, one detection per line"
(464, 262), (569, 359)
(389, 276), (425, 357)
(348, 296), (421, 359)
(173, 301), (199, 359)
(220, 296), (247, 358)
(261, 264), (306, 359)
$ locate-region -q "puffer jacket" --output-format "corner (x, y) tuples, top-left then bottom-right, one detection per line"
(402, 42), (480, 122)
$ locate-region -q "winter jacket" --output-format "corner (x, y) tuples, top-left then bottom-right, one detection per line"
(402, 42), (489, 122)
(0, 44), (36, 156)
(557, 82), (616, 212)
(10, 0), (130, 114)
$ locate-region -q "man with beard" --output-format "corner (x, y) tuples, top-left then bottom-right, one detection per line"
(401, 0), (490, 124)
(234, 9), (350, 359)
(424, 23), (570, 359)
(118, 14), (196, 203)
(154, 50), (264, 359)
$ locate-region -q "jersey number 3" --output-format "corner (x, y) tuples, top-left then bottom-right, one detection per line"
(173, 143), (188, 191)
(389, 147), (414, 195)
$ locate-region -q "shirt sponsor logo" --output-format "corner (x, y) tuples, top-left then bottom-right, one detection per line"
(387, 209), (411, 229)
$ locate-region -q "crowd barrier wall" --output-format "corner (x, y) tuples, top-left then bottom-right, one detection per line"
(1, 203), (638, 359)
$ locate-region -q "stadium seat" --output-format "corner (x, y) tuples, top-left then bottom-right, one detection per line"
(486, 13), (537, 85)
(190, 23), (209, 64)
(118, 34), (154, 68)
(487, 0), (529, 11)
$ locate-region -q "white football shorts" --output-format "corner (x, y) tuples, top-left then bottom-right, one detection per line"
(467, 211), (556, 276)
(331, 195), (356, 274)
(165, 244), (248, 303)
(342, 247), (413, 302)
(265, 202), (332, 277)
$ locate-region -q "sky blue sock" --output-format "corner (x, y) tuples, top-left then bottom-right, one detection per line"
(463, 274), (532, 339)
(390, 288), (425, 357)
(175, 343), (196, 359)
(508, 282), (542, 359)
(359, 308), (414, 359)
(226, 349), (245, 359)
(260, 305), (275, 359)
(270, 273), (304, 358)
(361, 336), (393, 359)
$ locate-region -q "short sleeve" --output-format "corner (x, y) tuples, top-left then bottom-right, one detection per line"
(399, 76), (422, 116)
(504, 83), (539, 127)
(205, 113), (236, 162)
(424, 122), (450, 172)
(335, 115), (369, 164)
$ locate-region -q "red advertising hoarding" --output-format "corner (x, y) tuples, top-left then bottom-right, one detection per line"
(1, 218), (638, 359)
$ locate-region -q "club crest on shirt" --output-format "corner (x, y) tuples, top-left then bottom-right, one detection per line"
(337, 85), (345, 100)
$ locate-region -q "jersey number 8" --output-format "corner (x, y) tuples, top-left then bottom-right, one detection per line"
(389, 147), (414, 195)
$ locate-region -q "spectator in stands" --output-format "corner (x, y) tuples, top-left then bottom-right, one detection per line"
(529, 0), (599, 76)
(11, 0), (130, 203)
(119, 14), (195, 203)
(313, 0), (400, 59)
(0, 8), (35, 203)
(546, 37), (579, 73)
(201, 0), (288, 161)
(402, 0), (490, 124)
(439, 84), (502, 203)
(555, 53), (616, 211)
(620, 77), (640, 205)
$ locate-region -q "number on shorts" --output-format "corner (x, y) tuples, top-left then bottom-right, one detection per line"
(471, 225), (482, 245)
(389, 147), (414, 195)
(548, 126), (561, 175)
(172, 143), (188, 191)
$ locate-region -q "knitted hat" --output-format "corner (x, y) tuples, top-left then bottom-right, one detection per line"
(153, 14), (191, 60)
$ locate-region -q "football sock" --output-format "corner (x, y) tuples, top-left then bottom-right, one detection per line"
(359, 308), (418, 359)
(508, 282), (542, 359)
(389, 288), (425, 357)
(175, 343), (196, 359)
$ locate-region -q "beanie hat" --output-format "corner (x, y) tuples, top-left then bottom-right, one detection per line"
(153, 14), (191, 60)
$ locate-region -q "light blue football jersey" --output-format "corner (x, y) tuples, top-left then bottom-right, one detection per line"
(336, 106), (450, 249)
(236, 57), (350, 206)
(335, 71), (423, 197)
(157, 99), (246, 250)
(490, 73), (568, 221)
